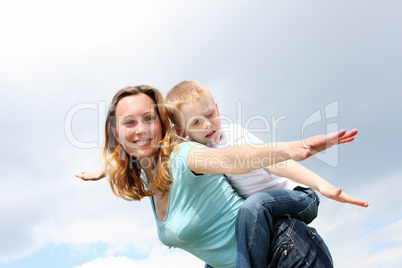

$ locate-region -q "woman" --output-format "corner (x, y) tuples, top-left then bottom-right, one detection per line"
(101, 85), (354, 267)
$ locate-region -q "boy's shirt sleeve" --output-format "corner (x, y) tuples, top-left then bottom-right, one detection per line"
(229, 123), (264, 145)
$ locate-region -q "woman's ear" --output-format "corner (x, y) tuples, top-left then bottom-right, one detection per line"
(111, 127), (120, 144)
(172, 125), (185, 137)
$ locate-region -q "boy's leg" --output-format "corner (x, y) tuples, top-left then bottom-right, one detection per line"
(235, 188), (319, 268)
(268, 215), (333, 268)
(292, 186), (320, 224)
(235, 196), (272, 268)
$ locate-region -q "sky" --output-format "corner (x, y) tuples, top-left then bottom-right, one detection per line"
(0, 0), (401, 267)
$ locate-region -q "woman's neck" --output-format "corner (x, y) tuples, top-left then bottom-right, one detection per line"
(142, 167), (155, 183)
(139, 157), (157, 183)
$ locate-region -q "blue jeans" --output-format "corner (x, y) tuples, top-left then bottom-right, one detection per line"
(205, 215), (333, 268)
(205, 217), (333, 268)
(235, 187), (320, 268)
(268, 215), (333, 267)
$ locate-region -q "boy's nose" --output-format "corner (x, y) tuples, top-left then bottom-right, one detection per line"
(201, 120), (212, 129)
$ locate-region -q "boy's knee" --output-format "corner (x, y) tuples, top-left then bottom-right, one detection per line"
(238, 193), (275, 223)
(242, 192), (269, 211)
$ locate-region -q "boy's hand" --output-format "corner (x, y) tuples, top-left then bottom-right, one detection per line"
(290, 129), (358, 161)
(320, 186), (369, 207)
(75, 170), (106, 181)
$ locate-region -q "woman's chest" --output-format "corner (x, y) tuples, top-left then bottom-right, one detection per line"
(153, 191), (169, 221)
(158, 205), (207, 247)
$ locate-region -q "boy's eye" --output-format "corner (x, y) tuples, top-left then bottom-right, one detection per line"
(207, 113), (213, 118)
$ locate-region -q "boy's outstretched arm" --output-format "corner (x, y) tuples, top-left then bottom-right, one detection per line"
(75, 169), (106, 181)
(189, 129), (359, 176)
(265, 160), (368, 207)
(290, 129), (358, 161)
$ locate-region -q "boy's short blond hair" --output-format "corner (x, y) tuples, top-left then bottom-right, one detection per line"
(166, 80), (215, 127)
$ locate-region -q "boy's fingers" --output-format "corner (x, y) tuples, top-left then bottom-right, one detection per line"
(339, 129), (358, 140)
(353, 201), (369, 207)
(344, 197), (369, 208)
(338, 137), (355, 144)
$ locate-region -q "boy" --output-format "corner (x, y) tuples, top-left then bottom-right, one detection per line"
(164, 80), (368, 207)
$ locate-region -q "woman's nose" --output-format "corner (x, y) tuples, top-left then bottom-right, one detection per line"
(135, 120), (149, 134)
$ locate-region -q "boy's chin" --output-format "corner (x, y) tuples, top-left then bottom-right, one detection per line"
(206, 136), (220, 146)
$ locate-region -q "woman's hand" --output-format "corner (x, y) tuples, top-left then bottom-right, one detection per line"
(75, 170), (106, 181)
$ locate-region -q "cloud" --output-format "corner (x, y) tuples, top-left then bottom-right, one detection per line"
(312, 173), (402, 268)
(0, 160), (156, 262)
(76, 246), (204, 268)
(0, 213), (44, 261)
(36, 216), (159, 256)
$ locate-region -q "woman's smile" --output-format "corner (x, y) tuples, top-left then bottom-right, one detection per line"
(133, 138), (153, 147)
(113, 93), (163, 162)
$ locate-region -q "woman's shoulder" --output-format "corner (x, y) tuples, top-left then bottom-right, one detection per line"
(171, 141), (200, 158)
(168, 141), (202, 179)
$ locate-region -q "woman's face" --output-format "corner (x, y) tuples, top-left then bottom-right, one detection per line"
(112, 93), (163, 164)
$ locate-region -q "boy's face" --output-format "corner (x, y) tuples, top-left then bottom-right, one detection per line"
(179, 95), (222, 146)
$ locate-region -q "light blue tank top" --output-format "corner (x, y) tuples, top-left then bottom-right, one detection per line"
(151, 142), (244, 268)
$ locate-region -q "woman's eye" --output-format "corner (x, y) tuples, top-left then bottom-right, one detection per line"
(145, 116), (155, 122)
(124, 119), (138, 126)
(193, 120), (199, 125)
(207, 113), (213, 118)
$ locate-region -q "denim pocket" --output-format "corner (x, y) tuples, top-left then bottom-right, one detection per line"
(268, 215), (333, 268)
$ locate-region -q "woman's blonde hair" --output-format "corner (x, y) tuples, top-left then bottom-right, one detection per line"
(102, 85), (180, 201)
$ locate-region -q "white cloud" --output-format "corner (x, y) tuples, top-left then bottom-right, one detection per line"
(76, 246), (204, 268)
(0, 159), (156, 261)
(312, 174), (402, 268)
(36, 216), (159, 255)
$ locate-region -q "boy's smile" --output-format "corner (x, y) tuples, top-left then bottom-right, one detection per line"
(179, 95), (222, 146)
(206, 130), (218, 139)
